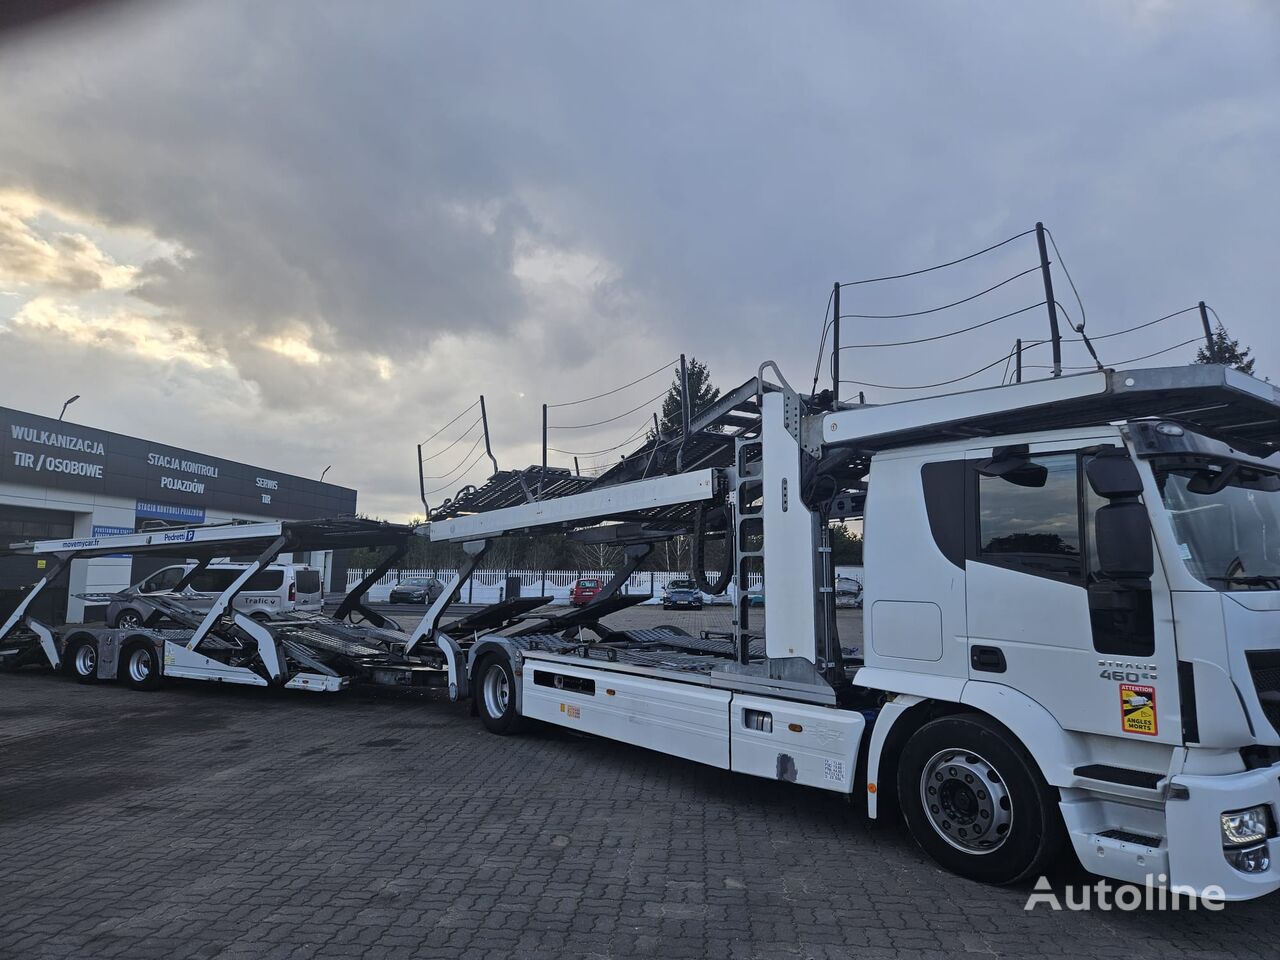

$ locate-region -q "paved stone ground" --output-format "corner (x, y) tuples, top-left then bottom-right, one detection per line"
(2, 609), (1278, 959)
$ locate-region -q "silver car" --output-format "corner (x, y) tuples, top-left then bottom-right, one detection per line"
(108, 562), (324, 628)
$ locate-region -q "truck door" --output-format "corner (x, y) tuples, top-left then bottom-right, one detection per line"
(964, 440), (1180, 745)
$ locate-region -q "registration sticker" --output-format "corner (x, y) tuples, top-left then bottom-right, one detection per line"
(1120, 683), (1157, 736)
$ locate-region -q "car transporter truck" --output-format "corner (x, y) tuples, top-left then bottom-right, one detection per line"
(4, 361), (1280, 901)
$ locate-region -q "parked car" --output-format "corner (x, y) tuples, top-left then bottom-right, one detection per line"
(835, 576), (863, 609)
(569, 577), (602, 607)
(108, 562), (324, 628)
(746, 585), (765, 607)
(388, 576), (445, 605)
(662, 578), (703, 610)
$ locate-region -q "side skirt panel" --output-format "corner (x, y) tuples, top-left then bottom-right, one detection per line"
(729, 694), (864, 794)
(521, 660), (732, 769)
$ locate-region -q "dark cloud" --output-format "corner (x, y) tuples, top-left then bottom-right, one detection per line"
(1, 1), (1277, 518)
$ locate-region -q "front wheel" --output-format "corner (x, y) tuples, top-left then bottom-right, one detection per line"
(476, 656), (525, 735)
(897, 714), (1064, 885)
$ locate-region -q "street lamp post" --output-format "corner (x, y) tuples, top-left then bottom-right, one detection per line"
(320, 465), (332, 482)
(58, 395), (80, 421)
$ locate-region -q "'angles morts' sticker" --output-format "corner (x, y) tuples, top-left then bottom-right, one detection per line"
(1120, 683), (1157, 736)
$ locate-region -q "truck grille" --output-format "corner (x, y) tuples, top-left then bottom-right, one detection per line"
(1246, 650), (1280, 735)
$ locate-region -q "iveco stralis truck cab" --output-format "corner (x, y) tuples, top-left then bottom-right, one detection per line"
(861, 416), (1280, 899)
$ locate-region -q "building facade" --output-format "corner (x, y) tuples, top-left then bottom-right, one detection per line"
(0, 405), (357, 623)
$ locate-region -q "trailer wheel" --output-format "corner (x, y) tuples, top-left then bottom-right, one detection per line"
(475, 655), (524, 735)
(897, 714), (1063, 886)
(65, 636), (99, 684)
(119, 639), (163, 692)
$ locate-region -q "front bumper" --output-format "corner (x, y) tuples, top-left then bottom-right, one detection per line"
(1166, 762), (1280, 900)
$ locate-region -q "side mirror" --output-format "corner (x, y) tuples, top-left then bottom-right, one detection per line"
(1095, 500), (1154, 580)
(1086, 448), (1144, 498)
(976, 444), (1048, 488)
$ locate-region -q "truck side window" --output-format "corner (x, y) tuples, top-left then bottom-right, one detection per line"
(977, 453), (1082, 580)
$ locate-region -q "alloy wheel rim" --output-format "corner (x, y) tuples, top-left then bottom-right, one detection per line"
(919, 747), (1013, 853)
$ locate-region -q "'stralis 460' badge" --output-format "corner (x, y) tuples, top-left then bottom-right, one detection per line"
(1120, 683), (1157, 736)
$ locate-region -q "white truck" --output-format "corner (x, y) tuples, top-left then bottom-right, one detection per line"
(414, 362), (1280, 901)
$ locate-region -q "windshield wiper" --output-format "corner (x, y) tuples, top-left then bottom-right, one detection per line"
(1207, 575), (1280, 589)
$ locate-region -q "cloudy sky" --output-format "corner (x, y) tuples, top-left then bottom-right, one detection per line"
(1, 1), (1277, 520)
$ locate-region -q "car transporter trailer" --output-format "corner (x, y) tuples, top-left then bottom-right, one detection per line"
(0, 516), (553, 693)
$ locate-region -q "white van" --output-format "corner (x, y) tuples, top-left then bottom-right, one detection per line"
(109, 562), (324, 628)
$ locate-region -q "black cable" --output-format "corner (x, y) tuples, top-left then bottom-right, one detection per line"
(549, 387), (668, 430)
(1000, 345), (1016, 385)
(837, 266), (1041, 320)
(839, 347), (1021, 391)
(1044, 228), (1086, 331)
(809, 286), (837, 397)
(1053, 301), (1102, 369)
(1080, 306), (1199, 343)
(546, 359), (677, 408)
(418, 415), (481, 462)
(1098, 336), (1203, 368)
(423, 449), (489, 496)
(837, 302), (1045, 350)
(1025, 306), (1201, 348)
(419, 400), (479, 447)
(691, 503), (732, 596)
(838, 228), (1035, 287)
(548, 418), (652, 457)
(421, 433), (485, 480)
(1025, 336), (1203, 371)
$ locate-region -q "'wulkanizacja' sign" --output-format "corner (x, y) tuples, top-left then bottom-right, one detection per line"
(0, 407), (355, 521)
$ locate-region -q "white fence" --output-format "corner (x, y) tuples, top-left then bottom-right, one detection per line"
(346, 566), (863, 604)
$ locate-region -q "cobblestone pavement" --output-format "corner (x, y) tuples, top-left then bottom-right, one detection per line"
(2, 609), (1277, 959)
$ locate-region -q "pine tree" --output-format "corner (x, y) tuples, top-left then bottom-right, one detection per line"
(656, 358), (720, 436)
(1195, 322), (1256, 376)
(830, 523), (863, 564)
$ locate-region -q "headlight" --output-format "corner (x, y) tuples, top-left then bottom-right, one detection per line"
(1221, 805), (1273, 846)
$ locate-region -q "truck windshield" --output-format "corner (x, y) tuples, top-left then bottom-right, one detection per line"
(1154, 457), (1280, 590)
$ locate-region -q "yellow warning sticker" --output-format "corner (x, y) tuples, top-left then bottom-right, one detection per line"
(1120, 683), (1157, 736)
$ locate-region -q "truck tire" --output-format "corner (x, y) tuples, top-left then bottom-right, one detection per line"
(65, 636), (99, 684)
(897, 714), (1063, 885)
(475, 655), (525, 735)
(119, 638), (163, 692)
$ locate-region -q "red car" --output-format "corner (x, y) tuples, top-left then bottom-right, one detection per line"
(569, 577), (602, 607)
